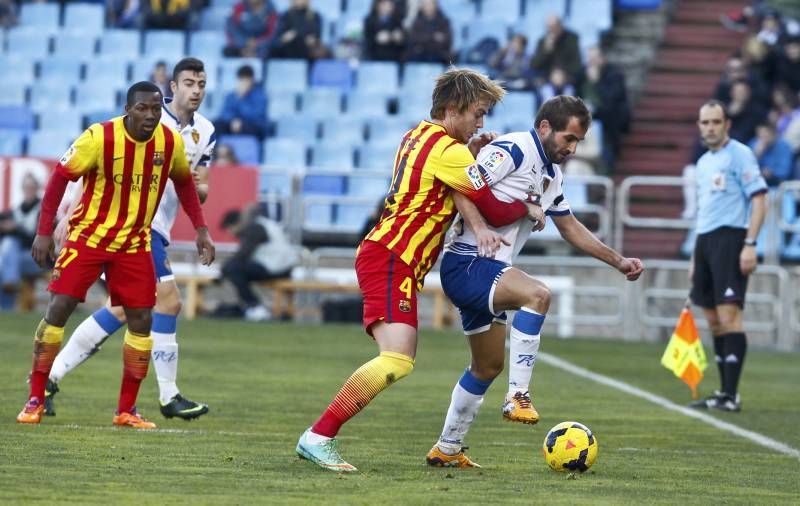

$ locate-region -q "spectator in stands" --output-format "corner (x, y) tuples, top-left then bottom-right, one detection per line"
(150, 61), (173, 100)
(749, 122), (795, 186)
(0, 0), (17, 29)
(215, 64), (268, 140)
(0, 174), (43, 311)
(537, 66), (575, 103)
(741, 35), (777, 87)
(770, 84), (800, 152)
(714, 56), (770, 108)
(141, 0), (195, 30)
(215, 143), (238, 165)
(219, 206), (299, 322)
(757, 9), (784, 48)
(775, 37), (800, 93)
(488, 34), (532, 91)
(727, 80), (768, 143)
(224, 0), (279, 58)
(404, 0), (452, 64)
(271, 0), (324, 60)
(363, 0), (405, 62)
(530, 15), (582, 84)
(108, 0), (140, 28)
(576, 46), (629, 170)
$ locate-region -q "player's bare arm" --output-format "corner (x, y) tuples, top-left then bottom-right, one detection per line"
(193, 165), (209, 203)
(453, 192), (508, 257)
(740, 192), (766, 275)
(552, 213), (643, 280)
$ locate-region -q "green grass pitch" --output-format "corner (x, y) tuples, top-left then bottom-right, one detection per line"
(1, 312), (798, 504)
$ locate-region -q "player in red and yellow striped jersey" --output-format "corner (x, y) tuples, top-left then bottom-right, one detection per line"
(17, 82), (215, 429)
(297, 69), (542, 471)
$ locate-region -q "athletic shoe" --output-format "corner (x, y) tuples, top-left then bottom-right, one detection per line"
(711, 393), (742, 412)
(502, 390), (540, 424)
(16, 397), (44, 424)
(43, 379), (59, 416)
(160, 394), (209, 420)
(689, 390), (724, 409)
(295, 428), (357, 472)
(426, 445), (482, 468)
(244, 304), (270, 322)
(113, 409), (157, 429)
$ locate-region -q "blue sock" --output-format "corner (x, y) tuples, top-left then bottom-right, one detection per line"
(152, 312), (177, 334)
(458, 368), (493, 395)
(92, 307), (124, 335)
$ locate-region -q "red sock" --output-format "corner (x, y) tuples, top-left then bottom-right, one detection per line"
(29, 341), (60, 401)
(118, 343), (150, 414)
(312, 409), (345, 438)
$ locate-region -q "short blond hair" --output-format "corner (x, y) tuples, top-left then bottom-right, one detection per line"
(430, 68), (505, 120)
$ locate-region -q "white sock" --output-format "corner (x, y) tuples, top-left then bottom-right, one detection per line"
(50, 309), (120, 383)
(151, 331), (179, 404)
(508, 307), (544, 398)
(437, 369), (491, 455)
(306, 430), (332, 444)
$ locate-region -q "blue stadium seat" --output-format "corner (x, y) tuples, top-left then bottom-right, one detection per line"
(403, 62), (444, 90)
(211, 0), (239, 7)
(310, 59), (353, 92)
(53, 32), (97, 57)
(0, 82), (28, 107)
(493, 91), (537, 123)
(396, 90), (432, 120)
(0, 56), (35, 85)
(7, 28), (52, 59)
(343, 0), (370, 16)
(357, 144), (397, 171)
(85, 110), (121, 126)
(335, 202), (374, 231)
(27, 130), (76, 158)
(219, 134), (261, 164)
(39, 110), (84, 134)
(463, 19), (508, 47)
(304, 202), (334, 228)
(259, 170), (293, 196)
(263, 138), (308, 168)
(346, 174), (389, 197)
(0, 106), (36, 134)
(782, 234), (800, 261)
(616, 0), (662, 9)
(521, 0), (566, 17)
(568, 0), (612, 31)
(365, 117), (411, 145)
(29, 82), (73, 113)
(0, 129), (25, 156)
(265, 59), (308, 93)
(266, 91), (299, 118)
(303, 174), (347, 195)
(85, 57), (130, 90)
(315, 0), (344, 20)
(199, 7), (230, 31)
(357, 61), (400, 93)
(99, 29), (141, 59)
(130, 56), (174, 82)
(311, 144), (356, 171)
(19, 2), (60, 31)
(189, 31), (227, 59)
(144, 30), (186, 62)
(274, 116), (318, 140)
(75, 83), (118, 114)
(480, 0), (522, 23)
(64, 3), (106, 34)
(39, 57), (83, 85)
(346, 90), (390, 119)
(301, 88), (342, 118)
(219, 57), (264, 91)
(320, 116), (364, 143)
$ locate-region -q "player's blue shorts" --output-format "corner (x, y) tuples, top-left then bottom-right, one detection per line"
(151, 230), (173, 283)
(440, 251), (510, 335)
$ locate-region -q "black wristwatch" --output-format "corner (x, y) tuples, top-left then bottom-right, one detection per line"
(744, 238), (757, 247)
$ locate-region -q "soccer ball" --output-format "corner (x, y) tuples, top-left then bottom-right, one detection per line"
(542, 421), (598, 472)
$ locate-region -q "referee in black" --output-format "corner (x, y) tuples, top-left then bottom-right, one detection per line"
(689, 100), (768, 412)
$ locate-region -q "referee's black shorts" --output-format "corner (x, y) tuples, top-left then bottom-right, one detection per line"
(690, 226), (749, 309)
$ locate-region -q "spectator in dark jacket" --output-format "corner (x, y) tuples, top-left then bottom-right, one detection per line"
(488, 34), (532, 91)
(775, 37), (800, 93)
(530, 15), (582, 83)
(576, 46), (629, 170)
(749, 122), (795, 187)
(108, 0), (140, 28)
(0, 174), (43, 310)
(0, 0), (17, 29)
(142, 0), (195, 30)
(271, 0), (324, 60)
(224, 0), (279, 58)
(215, 65), (269, 140)
(363, 0), (405, 62)
(404, 0), (452, 64)
(714, 56), (770, 108)
(727, 80), (768, 143)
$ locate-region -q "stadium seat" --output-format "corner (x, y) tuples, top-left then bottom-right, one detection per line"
(480, 0), (522, 23)
(568, 0), (612, 31)
(346, 174), (389, 197)
(265, 59), (308, 93)
(0, 106), (36, 134)
(616, 0), (662, 9)
(99, 29), (141, 60)
(38, 110), (84, 135)
(85, 109), (122, 126)
(0, 56), (35, 85)
(29, 82), (72, 113)
(782, 234), (800, 261)
(320, 116), (364, 143)
(304, 202), (334, 228)
(189, 31), (227, 59)
(310, 144), (356, 171)
(144, 30), (187, 62)
(266, 91), (299, 118)
(7, 28), (52, 60)
(357, 61), (400, 93)
(19, 2), (60, 31)
(74, 83), (118, 114)
(64, 3), (106, 34)
(303, 174), (347, 195)
(300, 88), (342, 119)
(27, 130), (76, 158)
(343, 0), (371, 16)
(0, 129), (25, 156)
(38, 57), (83, 86)
(0, 82), (28, 107)
(274, 116), (318, 140)
(396, 90), (432, 121)
(365, 117), (411, 145)
(263, 138), (308, 169)
(315, 0), (344, 20)
(259, 170), (293, 196)
(199, 7), (230, 31)
(335, 202), (374, 231)
(402, 63), (444, 90)
(357, 144), (397, 171)
(463, 20), (508, 48)
(346, 90), (390, 119)
(130, 56), (174, 82)
(219, 134), (261, 164)
(521, 0), (566, 18)
(309, 59), (353, 92)
(85, 58), (131, 90)
(53, 32), (97, 57)
(493, 91), (537, 123)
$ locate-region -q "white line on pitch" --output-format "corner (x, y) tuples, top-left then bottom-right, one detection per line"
(539, 352), (800, 460)
(53, 423), (259, 437)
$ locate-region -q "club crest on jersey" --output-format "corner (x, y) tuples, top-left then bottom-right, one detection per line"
(191, 129), (200, 144)
(465, 164), (486, 190)
(483, 150), (505, 171)
(153, 151), (164, 166)
(399, 299), (411, 313)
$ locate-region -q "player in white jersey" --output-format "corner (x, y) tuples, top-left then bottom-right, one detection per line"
(45, 58), (216, 421)
(427, 96), (644, 468)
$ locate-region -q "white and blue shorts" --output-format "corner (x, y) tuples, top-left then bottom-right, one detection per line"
(440, 251), (510, 335)
(150, 230), (174, 283)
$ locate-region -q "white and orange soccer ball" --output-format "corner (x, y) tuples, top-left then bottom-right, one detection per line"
(542, 421), (598, 472)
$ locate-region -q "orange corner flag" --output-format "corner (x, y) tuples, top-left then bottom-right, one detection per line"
(661, 308), (707, 398)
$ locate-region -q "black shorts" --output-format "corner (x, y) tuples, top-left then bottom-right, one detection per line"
(690, 227), (748, 309)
